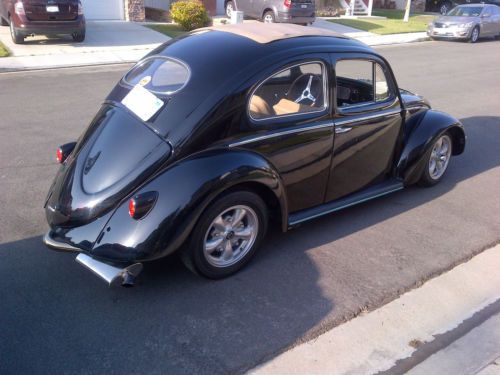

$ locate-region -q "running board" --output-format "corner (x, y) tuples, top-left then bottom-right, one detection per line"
(288, 180), (404, 227)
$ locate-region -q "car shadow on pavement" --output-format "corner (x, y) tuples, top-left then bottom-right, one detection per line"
(0, 116), (498, 375)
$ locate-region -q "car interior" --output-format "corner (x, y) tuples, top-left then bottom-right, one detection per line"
(248, 60), (390, 119)
(249, 63), (325, 120)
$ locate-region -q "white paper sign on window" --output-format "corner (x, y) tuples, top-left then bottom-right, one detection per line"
(121, 85), (164, 122)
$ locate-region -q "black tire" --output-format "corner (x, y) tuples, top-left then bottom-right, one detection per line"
(263, 10), (275, 23)
(418, 133), (453, 187)
(0, 17), (8, 26)
(9, 18), (24, 44)
(181, 191), (268, 279)
(225, 0), (234, 18)
(72, 29), (85, 42)
(469, 26), (480, 43)
(439, 1), (452, 15)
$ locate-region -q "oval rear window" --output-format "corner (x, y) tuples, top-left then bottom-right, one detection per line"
(124, 56), (190, 95)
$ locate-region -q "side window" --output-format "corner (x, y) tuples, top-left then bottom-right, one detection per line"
(335, 59), (391, 108)
(249, 62), (327, 120)
(375, 63), (389, 102)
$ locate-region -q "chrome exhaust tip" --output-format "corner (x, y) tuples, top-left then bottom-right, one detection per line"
(76, 253), (143, 287)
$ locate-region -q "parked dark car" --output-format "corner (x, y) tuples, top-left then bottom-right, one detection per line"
(428, 4), (500, 42)
(43, 23), (466, 287)
(0, 0), (85, 44)
(225, 0), (315, 24)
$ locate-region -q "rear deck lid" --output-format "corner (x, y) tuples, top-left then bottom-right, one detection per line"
(45, 104), (171, 227)
(24, 0), (79, 21)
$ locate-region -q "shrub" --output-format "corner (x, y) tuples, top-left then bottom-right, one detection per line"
(170, 0), (211, 31)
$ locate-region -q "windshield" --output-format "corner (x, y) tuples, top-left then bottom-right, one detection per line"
(447, 6), (483, 16)
(124, 56), (190, 95)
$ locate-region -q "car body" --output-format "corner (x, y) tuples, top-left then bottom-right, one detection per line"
(428, 4), (500, 42)
(43, 23), (466, 286)
(0, 0), (85, 44)
(225, 0), (315, 24)
(426, 0), (500, 15)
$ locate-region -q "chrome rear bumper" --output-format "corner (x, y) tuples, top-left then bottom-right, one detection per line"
(43, 231), (80, 252)
(43, 231), (143, 287)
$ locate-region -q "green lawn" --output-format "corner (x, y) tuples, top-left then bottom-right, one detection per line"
(145, 24), (187, 38)
(0, 41), (9, 57)
(328, 9), (435, 35)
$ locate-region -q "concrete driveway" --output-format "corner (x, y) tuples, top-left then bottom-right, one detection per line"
(0, 21), (168, 70)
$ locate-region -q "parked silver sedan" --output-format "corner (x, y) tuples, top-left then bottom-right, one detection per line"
(427, 4), (500, 42)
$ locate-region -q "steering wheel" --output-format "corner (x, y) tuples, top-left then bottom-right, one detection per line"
(288, 74), (322, 106)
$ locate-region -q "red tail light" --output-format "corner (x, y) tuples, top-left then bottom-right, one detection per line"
(284, 0), (292, 7)
(55, 142), (76, 164)
(128, 199), (136, 218)
(56, 148), (64, 164)
(14, 1), (25, 15)
(128, 191), (158, 220)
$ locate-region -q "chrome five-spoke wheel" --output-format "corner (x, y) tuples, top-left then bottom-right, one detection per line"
(204, 205), (258, 268)
(419, 133), (453, 186)
(225, 1), (234, 18)
(182, 190), (268, 279)
(429, 134), (452, 180)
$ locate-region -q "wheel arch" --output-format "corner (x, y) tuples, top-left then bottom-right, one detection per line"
(396, 109), (466, 185)
(210, 180), (284, 231)
(262, 8), (276, 19)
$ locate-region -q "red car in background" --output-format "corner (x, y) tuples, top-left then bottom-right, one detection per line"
(0, 0), (85, 44)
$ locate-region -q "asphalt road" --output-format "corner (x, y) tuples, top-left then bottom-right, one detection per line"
(1, 40), (499, 375)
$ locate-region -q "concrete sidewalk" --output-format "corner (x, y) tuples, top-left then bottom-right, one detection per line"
(249, 245), (500, 375)
(0, 21), (168, 71)
(313, 18), (429, 46)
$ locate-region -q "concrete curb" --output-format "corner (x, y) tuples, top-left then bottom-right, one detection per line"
(0, 50), (148, 73)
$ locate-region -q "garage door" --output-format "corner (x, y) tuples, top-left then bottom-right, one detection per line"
(81, 0), (124, 20)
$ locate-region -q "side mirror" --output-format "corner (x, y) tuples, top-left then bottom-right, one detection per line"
(481, 13), (491, 18)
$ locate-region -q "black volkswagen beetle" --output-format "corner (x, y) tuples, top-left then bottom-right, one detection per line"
(44, 23), (466, 286)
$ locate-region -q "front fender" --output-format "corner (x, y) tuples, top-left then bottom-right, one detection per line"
(90, 149), (286, 262)
(396, 109), (466, 185)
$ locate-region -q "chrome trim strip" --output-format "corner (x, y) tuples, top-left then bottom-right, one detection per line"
(43, 232), (80, 253)
(334, 108), (402, 127)
(228, 121), (334, 148)
(248, 60), (329, 123)
(289, 186), (404, 226)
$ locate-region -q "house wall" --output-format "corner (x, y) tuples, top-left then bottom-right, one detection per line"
(125, 0), (146, 21)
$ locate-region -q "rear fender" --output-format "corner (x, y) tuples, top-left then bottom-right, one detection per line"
(396, 109), (466, 185)
(90, 149), (287, 262)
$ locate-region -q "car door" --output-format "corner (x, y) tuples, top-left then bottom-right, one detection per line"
(480, 6), (497, 35)
(490, 5), (500, 33)
(325, 54), (403, 202)
(251, 0), (264, 19)
(234, 56), (335, 213)
(235, 0), (254, 17)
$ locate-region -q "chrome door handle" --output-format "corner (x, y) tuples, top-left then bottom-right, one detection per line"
(335, 126), (352, 134)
